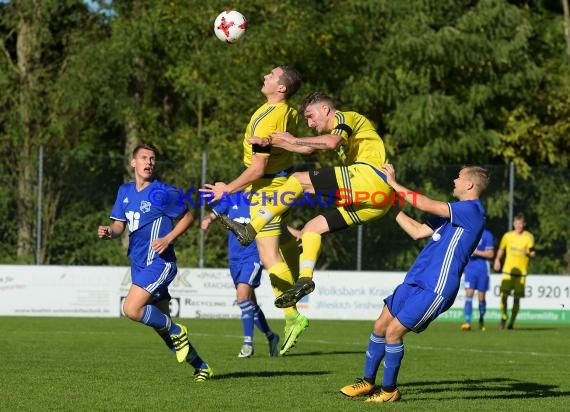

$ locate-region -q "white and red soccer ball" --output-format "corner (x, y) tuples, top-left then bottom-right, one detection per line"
(214, 10), (248, 43)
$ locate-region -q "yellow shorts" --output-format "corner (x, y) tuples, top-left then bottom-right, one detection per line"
(500, 274), (526, 298)
(333, 163), (393, 227)
(248, 176), (289, 238)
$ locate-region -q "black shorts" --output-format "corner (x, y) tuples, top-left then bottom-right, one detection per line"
(308, 167), (348, 233)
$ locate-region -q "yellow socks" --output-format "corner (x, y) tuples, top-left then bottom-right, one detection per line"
(299, 232), (322, 278)
(279, 234), (300, 283)
(267, 261), (296, 298)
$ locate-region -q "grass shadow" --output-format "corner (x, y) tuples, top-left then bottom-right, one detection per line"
(404, 377), (570, 400)
(502, 327), (559, 331)
(214, 370), (331, 380)
(282, 350), (364, 357)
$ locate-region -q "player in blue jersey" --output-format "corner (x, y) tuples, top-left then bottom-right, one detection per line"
(201, 192), (280, 358)
(340, 164), (489, 403)
(461, 228), (495, 331)
(97, 143), (213, 382)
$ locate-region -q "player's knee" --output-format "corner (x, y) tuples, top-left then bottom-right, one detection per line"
(373, 319), (387, 336)
(122, 301), (142, 321)
(385, 329), (403, 344)
(236, 291), (251, 303)
(292, 172), (314, 192)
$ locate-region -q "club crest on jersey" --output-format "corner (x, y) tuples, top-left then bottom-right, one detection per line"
(123, 197), (129, 203)
(140, 200), (152, 213)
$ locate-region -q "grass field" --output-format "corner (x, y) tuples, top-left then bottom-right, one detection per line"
(1, 317), (569, 411)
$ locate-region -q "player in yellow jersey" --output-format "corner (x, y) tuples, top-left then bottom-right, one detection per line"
(226, 91), (393, 308)
(201, 65), (308, 355)
(493, 213), (535, 330)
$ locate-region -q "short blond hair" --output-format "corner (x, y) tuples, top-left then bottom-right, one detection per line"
(462, 166), (490, 195)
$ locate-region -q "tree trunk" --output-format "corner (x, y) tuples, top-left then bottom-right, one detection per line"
(16, 2), (40, 262)
(563, 0), (570, 55)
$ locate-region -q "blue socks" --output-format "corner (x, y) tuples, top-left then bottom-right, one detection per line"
(239, 300), (255, 346)
(139, 305), (206, 368)
(479, 299), (486, 320)
(464, 296), (473, 323)
(140, 305), (171, 329)
(253, 304), (270, 334)
(363, 332), (385, 384)
(382, 343), (404, 390)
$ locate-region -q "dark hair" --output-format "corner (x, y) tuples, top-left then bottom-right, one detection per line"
(300, 91), (334, 114)
(132, 143), (158, 158)
(277, 65), (302, 99)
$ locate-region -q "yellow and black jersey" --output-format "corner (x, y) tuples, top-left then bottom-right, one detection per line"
(330, 111), (386, 168)
(243, 102), (299, 176)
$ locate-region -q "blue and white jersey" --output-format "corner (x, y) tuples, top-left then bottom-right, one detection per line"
(213, 192), (259, 262)
(404, 200), (485, 300)
(464, 228), (494, 277)
(110, 180), (187, 268)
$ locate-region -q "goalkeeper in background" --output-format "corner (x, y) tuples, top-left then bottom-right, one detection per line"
(493, 213), (535, 330)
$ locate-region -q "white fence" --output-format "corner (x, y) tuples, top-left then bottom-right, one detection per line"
(0, 265), (568, 323)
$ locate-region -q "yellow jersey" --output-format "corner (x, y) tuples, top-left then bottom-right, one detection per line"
(498, 230), (535, 275)
(330, 111), (386, 168)
(243, 102), (299, 175)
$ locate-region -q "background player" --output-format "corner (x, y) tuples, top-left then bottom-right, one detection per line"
(201, 191), (280, 358)
(97, 143), (213, 382)
(461, 228), (495, 331)
(493, 213), (535, 330)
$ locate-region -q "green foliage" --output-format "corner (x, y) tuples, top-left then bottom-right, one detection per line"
(0, 0), (568, 272)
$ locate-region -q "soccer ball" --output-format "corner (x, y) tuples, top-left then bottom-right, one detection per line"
(214, 10), (247, 43)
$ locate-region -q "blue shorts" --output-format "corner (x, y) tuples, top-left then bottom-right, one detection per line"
(464, 272), (489, 291)
(384, 283), (453, 333)
(131, 259), (176, 303)
(229, 259), (263, 288)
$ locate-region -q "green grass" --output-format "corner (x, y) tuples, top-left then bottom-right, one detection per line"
(1, 317), (569, 411)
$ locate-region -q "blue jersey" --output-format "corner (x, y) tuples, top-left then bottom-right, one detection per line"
(213, 193), (259, 262)
(404, 200), (485, 300)
(110, 180), (187, 268)
(464, 228), (494, 277)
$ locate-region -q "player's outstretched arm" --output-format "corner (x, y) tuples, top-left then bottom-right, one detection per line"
(392, 207), (434, 240)
(382, 164), (450, 218)
(200, 155), (268, 202)
(269, 131), (342, 153)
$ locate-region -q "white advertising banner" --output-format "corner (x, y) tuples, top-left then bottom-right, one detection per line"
(0, 265), (568, 322)
(0, 265), (125, 317)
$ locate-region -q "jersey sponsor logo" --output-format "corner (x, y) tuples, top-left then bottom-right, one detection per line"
(140, 200), (151, 213)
